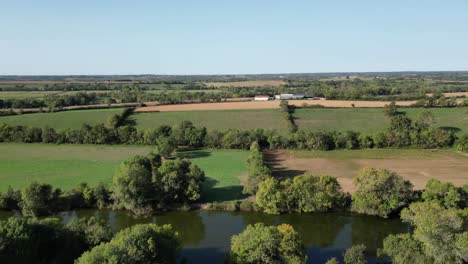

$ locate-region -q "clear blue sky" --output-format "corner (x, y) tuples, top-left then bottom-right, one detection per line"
(1, 0), (467, 75)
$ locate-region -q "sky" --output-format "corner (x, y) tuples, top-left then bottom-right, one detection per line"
(1, 0), (467, 75)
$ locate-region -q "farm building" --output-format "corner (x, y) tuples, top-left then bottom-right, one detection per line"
(254, 95), (271, 101)
(275, 94), (306, 100)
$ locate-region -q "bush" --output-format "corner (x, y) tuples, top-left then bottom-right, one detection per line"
(228, 223), (306, 264)
(20, 182), (61, 217)
(76, 224), (181, 264)
(351, 168), (414, 218)
(343, 244), (367, 264)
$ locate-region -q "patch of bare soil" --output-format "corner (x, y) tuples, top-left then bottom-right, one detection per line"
(264, 151), (468, 193)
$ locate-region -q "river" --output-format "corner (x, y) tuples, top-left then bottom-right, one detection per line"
(0, 210), (409, 263)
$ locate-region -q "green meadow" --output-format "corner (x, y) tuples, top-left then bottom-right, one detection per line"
(0, 143), (248, 202)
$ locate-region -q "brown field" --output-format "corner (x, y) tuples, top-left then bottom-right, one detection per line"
(205, 80), (287, 87)
(426, 92), (468, 97)
(265, 150), (468, 193)
(135, 100), (416, 112)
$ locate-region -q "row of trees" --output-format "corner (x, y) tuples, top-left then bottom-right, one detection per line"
(0, 153), (205, 216)
(0, 114), (459, 151)
(280, 100), (298, 133)
(0, 92), (101, 110)
(254, 168), (468, 218)
(243, 141), (271, 195)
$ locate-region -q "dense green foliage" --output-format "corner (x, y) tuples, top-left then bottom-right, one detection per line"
(422, 179), (464, 208)
(0, 216), (111, 264)
(76, 224), (180, 264)
(256, 174), (345, 214)
(343, 244), (367, 264)
(0, 110), (457, 151)
(20, 182), (61, 217)
(228, 223), (306, 264)
(351, 168), (414, 218)
(243, 141), (271, 195)
(111, 153), (205, 215)
(380, 202), (467, 264)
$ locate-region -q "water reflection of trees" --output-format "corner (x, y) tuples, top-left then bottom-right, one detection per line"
(350, 214), (409, 256)
(61, 210), (206, 246)
(155, 211), (205, 246)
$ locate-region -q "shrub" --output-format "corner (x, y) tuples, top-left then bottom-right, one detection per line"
(351, 168), (414, 218)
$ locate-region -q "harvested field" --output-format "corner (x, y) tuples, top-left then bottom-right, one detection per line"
(265, 150), (468, 193)
(427, 92), (468, 97)
(135, 100), (416, 112)
(205, 80), (287, 87)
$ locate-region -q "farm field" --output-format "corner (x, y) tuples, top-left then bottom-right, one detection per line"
(0, 108), (122, 130)
(133, 109), (288, 132)
(0, 144), (248, 202)
(205, 80), (287, 87)
(294, 107), (468, 135)
(265, 149), (468, 193)
(134, 100), (416, 112)
(0, 91), (62, 99)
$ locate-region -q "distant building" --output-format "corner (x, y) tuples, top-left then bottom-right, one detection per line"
(275, 94), (294, 100)
(254, 95), (270, 101)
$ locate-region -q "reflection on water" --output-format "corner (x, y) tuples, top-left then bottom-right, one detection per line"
(0, 210), (409, 264)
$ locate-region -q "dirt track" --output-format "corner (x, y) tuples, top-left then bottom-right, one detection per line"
(135, 100), (416, 112)
(265, 151), (468, 193)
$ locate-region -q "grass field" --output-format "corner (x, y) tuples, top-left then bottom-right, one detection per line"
(267, 149), (468, 192)
(133, 109), (288, 132)
(294, 107), (468, 135)
(0, 144), (248, 202)
(0, 91), (62, 99)
(0, 108), (122, 130)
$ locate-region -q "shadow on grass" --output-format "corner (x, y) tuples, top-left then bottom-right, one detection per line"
(177, 150), (212, 159)
(202, 178), (247, 203)
(439, 126), (461, 134)
(264, 150), (306, 180)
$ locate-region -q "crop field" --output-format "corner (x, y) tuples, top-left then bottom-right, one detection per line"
(294, 107), (468, 135)
(133, 109), (288, 132)
(0, 144), (248, 202)
(205, 80), (287, 87)
(0, 108), (122, 130)
(134, 100), (416, 112)
(266, 149), (468, 192)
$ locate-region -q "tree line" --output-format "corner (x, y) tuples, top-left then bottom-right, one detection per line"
(0, 112), (462, 151)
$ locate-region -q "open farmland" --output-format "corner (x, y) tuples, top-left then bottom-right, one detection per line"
(205, 80), (287, 87)
(0, 108), (123, 130)
(294, 107), (468, 135)
(266, 149), (468, 193)
(0, 144), (247, 202)
(135, 100), (417, 112)
(133, 109), (288, 132)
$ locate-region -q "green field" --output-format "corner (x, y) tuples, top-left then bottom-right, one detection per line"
(1, 107), (466, 136)
(0, 144), (247, 202)
(294, 107), (468, 135)
(0, 108), (122, 130)
(133, 109), (288, 132)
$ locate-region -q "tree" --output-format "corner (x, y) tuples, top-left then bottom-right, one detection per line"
(0, 217), (110, 264)
(255, 178), (286, 214)
(155, 158), (205, 205)
(422, 179), (462, 208)
(286, 174), (345, 213)
(378, 233), (432, 264)
(343, 244), (367, 264)
(111, 156), (155, 214)
(228, 223), (306, 264)
(66, 217), (113, 247)
(243, 141), (271, 195)
(400, 202), (466, 263)
(20, 182), (61, 217)
(75, 224), (181, 264)
(351, 168), (414, 218)
(384, 101), (398, 117)
(155, 136), (177, 158)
